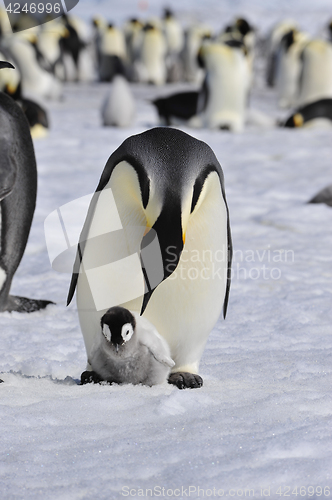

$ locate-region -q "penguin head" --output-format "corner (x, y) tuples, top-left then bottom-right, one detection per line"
(235, 18), (253, 36)
(281, 29), (296, 51)
(283, 112), (304, 128)
(101, 307), (136, 352)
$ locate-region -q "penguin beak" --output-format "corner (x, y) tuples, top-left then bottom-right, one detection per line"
(115, 344), (119, 353)
(140, 202), (183, 315)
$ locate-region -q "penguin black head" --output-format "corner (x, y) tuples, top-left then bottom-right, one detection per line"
(101, 307), (136, 351)
(143, 23), (155, 32)
(235, 18), (253, 36)
(281, 30), (295, 51)
(163, 8), (174, 20)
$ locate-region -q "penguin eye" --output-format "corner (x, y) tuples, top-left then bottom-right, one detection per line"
(121, 323), (134, 342)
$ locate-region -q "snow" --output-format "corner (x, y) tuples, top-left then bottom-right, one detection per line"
(1, 1), (332, 499)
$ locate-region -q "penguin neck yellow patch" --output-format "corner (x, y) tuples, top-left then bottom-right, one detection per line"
(293, 113), (304, 127)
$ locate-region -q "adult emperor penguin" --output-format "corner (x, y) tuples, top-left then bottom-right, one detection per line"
(0, 61), (53, 312)
(275, 29), (310, 108)
(67, 127), (232, 389)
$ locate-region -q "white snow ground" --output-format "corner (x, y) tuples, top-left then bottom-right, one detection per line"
(1, 1), (332, 499)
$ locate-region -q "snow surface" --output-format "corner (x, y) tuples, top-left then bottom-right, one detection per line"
(1, 1), (332, 499)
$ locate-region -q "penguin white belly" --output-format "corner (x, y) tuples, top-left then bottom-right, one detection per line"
(143, 172), (228, 373)
(139, 33), (166, 85)
(202, 59), (248, 131)
(277, 48), (302, 108)
(297, 41), (332, 107)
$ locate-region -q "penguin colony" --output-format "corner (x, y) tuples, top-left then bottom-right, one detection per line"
(1, 9), (332, 130)
(1, 7), (332, 389)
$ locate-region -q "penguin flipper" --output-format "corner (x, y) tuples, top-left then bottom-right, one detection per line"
(134, 314), (175, 368)
(168, 372), (203, 389)
(140, 333), (175, 368)
(5, 295), (54, 313)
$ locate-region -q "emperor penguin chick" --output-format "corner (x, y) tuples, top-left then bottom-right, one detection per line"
(85, 306), (175, 386)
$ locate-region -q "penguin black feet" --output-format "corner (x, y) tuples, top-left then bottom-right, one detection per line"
(80, 370), (103, 385)
(5, 295), (54, 313)
(168, 372), (203, 389)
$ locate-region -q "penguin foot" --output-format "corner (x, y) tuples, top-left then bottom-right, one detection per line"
(80, 370), (103, 385)
(168, 372), (203, 389)
(5, 295), (54, 313)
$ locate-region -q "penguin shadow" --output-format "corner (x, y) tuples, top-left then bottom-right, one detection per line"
(0, 60), (54, 313)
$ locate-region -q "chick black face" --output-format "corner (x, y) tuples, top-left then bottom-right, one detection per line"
(101, 307), (136, 351)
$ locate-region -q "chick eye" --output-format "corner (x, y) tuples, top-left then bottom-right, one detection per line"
(121, 323), (134, 342)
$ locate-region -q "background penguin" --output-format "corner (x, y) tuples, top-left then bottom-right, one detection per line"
(308, 185), (332, 207)
(275, 29), (310, 108)
(162, 8), (184, 82)
(191, 41), (250, 131)
(82, 306), (174, 386)
(265, 19), (298, 87)
(101, 73), (136, 127)
(297, 38), (332, 107)
(0, 61), (53, 312)
(3, 30), (62, 100)
(283, 98), (332, 128)
(36, 19), (68, 80)
(19, 98), (49, 138)
(0, 51), (49, 138)
(134, 23), (167, 85)
(182, 23), (212, 83)
(67, 127), (232, 389)
(98, 22), (128, 82)
(123, 17), (143, 72)
(59, 14), (87, 82)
